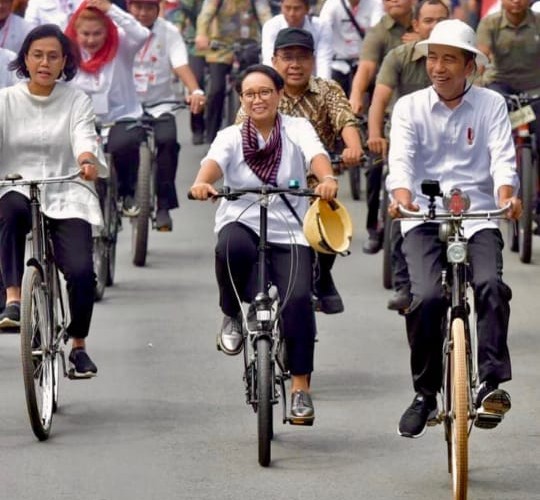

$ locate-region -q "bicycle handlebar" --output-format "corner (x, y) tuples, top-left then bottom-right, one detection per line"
(0, 170), (82, 188)
(188, 185), (317, 200)
(397, 202), (512, 221)
(504, 93), (540, 110)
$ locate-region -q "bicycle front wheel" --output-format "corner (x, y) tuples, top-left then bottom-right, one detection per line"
(93, 236), (108, 301)
(518, 146), (534, 264)
(132, 143), (152, 267)
(256, 337), (273, 467)
(20, 266), (55, 441)
(449, 318), (469, 500)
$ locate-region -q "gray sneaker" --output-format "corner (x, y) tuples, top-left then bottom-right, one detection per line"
(474, 382), (511, 429)
(217, 314), (243, 355)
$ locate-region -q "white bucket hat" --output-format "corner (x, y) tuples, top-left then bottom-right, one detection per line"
(416, 19), (489, 66)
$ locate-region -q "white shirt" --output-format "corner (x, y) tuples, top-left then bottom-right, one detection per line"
(319, 0), (383, 61)
(133, 17), (189, 117)
(0, 14), (32, 53)
(0, 82), (106, 226)
(24, 0), (84, 30)
(0, 48), (18, 88)
(261, 15), (333, 79)
(387, 85), (519, 238)
(203, 114), (328, 244)
(71, 5), (149, 123)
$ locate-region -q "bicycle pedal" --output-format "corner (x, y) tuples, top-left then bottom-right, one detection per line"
(474, 411), (503, 430)
(287, 416), (315, 426)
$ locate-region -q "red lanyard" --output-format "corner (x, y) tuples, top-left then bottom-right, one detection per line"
(138, 33), (154, 63)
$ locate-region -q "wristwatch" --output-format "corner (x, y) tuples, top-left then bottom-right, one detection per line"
(191, 89), (205, 96)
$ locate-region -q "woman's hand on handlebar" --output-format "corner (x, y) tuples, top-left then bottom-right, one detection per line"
(499, 196), (522, 220)
(315, 178), (338, 200)
(189, 182), (219, 200)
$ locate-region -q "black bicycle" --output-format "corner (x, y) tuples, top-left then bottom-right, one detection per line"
(0, 171), (94, 440)
(399, 180), (511, 500)
(504, 93), (540, 263)
(189, 183), (315, 467)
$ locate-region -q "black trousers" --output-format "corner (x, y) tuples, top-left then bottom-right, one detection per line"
(402, 224), (512, 396)
(215, 222), (316, 375)
(206, 62), (232, 143)
(107, 121), (145, 198)
(0, 192), (95, 339)
(331, 63), (357, 97)
(365, 163), (383, 234)
(153, 113), (180, 210)
(189, 54), (207, 136)
(391, 221), (410, 291)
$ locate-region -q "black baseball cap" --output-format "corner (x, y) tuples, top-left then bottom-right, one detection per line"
(273, 28), (315, 53)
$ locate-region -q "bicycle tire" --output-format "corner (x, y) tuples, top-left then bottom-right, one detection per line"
(93, 237), (107, 301)
(382, 188), (392, 289)
(450, 318), (469, 500)
(20, 266), (54, 441)
(106, 159), (119, 286)
(226, 88), (240, 127)
(256, 337), (273, 467)
(347, 166), (361, 201)
(132, 143), (152, 267)
(518, 147), (534, 264)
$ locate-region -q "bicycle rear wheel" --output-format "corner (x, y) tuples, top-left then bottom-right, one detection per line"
(256, 337), (273, 467)
(132, 144), (152, 267)
(449, 318), (469, 500)
(20, 266), (54, 441)
(106, 158), (120, 286)
(518, 147), (534, 264)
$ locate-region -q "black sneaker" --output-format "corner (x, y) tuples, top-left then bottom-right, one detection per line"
(398, 393), (438, 438)
(68, 348), (98, 379)
(387, 288), (412, 311)
(0, 302), (20, 329)
(122, 195), (140, 217)
(474, 381), (511, 429)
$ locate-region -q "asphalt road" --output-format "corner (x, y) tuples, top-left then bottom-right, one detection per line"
(0, 111), (539, 500)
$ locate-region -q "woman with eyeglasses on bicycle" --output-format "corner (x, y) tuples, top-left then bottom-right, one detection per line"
(189, 64), (338, 422)
(65, 0), (149, 215)
(0, 24), (106, 377)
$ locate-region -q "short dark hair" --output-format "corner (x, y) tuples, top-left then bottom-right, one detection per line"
(8, 24), (80, 81)
(461, 49), (475, 65)
(281, 0), (310, 8)
(413, 0), (449, 20)
(235, 64), (285, 94)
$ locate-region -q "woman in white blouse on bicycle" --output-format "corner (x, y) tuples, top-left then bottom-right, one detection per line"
(0, 24), (105, 377)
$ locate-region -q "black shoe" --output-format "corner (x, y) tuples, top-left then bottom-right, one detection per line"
(318, 292), (344, 314)
(362, 233), (383, 254)
(387, 288), (411, 311)
(474, 382), (511, 429)
(192, 132), (205, 145)
(68, 348), (98, 379)
(217, 314), (243, 355)
(122, 195), (140, 217)
(0, 302), (20, 329)
(155, 208), (172, 231)
(290, 390), (315, 423)
(398, 393), (438, 438)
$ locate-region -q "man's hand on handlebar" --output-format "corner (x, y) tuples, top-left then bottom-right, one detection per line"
(499, 196), (522, 220)
(367, 136), (388, 157)
(185, 92), (206, 114)
(195, 35), (210, 51)
(388, 198), (419, 219)
(341, 146), (364, 166)
(189, 182), (219, 200)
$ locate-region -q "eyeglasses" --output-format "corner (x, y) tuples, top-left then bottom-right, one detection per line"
(27, 51), (63, 64)
(240, 88), (275, 101)
(275, 53), (312, 64)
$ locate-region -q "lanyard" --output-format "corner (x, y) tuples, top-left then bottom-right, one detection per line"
(138, 33), (154, 63)
(0, 14), (10, 49)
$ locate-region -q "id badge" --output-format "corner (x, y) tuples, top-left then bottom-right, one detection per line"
(134, 72), (149, 93)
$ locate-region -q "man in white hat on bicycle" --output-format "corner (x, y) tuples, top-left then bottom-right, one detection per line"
(386, 19), (521, 438)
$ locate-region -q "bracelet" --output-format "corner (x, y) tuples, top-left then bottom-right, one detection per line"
(191, 89), (205, 96)
(322, 175), (339, 183)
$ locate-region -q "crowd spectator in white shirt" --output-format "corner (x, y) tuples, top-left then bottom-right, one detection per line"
(387, 20), (520, 438)
(0, 0), (32, 52)
(65, 0), (149, 214)
(0, 24), (105, 376)
(128, 0), (205, 231)
(24, 0), (84, 29)
(261, 0), (333, 79)
(319, 0), (383, 95)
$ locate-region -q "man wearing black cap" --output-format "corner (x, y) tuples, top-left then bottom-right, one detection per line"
(272, 27), (363, 314)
